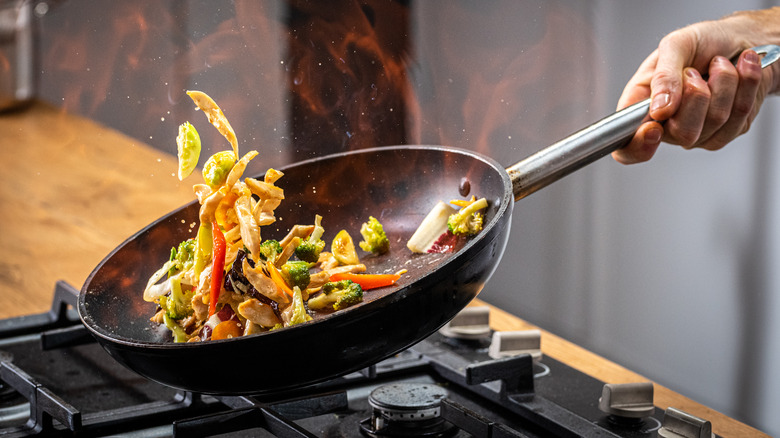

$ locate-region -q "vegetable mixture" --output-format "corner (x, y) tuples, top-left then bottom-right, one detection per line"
(406, 196), (489, 254)
(144, 91), (401, 342)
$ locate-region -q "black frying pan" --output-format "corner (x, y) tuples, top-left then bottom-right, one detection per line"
(78, 45), (780, 395)
(79, 145), (513, 395)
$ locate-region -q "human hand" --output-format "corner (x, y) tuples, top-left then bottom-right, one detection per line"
(612, 8), (780, 164)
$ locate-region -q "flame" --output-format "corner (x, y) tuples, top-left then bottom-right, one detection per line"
(38, 2), (287, 170)
(407, 3), (601, 163)
(36, 2), (599, 173)
(285, 0), (412, 158)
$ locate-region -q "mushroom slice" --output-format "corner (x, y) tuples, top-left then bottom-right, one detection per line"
(191, 292), (209, 321)
(255, 198), (282, 227)
(318, 252), (339, 270)
(264, 168), (284, 184)
(307, 264), (366, 291)
(275, 236), (301, 268)
(234, 192), (261, 262)
(307, 271), (330, 290)
(238, 298), (281, 328)
(186, 90), (239, 157)
(225, 150), (259, 190)
(246, 177), (284, 200)
(243, 321), (265, 336)
(242, 259), (289, 304)
(279, 225), (314, 248)
(325, 264), (367, 276)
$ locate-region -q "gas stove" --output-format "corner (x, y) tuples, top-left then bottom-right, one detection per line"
(0, 282), (717, 437)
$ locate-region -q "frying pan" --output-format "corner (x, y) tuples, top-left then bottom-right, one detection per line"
(78, 45), (780, 395)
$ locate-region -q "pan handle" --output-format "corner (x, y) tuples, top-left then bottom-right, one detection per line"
(507, 44), (780, 201)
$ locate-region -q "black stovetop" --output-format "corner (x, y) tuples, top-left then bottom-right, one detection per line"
(0, 282), (712, 437)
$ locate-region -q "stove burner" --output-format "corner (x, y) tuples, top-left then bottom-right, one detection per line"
(360, 383), (457, 438)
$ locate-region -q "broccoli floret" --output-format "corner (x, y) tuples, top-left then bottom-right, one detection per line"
(447, 197), (488, 236)
(295, 214), (326, 263)
(295, 240), (326, 263)
(159, 278), (195, 320)
(258, 239), (283, 262)
(281, 261), (312, 290)
(169, 238), (196, 275)
(163, 313), (190, 343)
(307, 280), (363, 311)
(359, 216), (390, 254)
(286, 286), (313, 326)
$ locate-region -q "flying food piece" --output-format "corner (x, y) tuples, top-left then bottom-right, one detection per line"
(186, 90), (239, 157)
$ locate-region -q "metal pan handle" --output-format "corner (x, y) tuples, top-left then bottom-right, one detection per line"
(507, 44), (780, 201)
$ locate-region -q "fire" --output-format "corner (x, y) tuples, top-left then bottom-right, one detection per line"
(408, 3), (601, 163)
(34, 1), (599, 174)
(285, 0), (412, 159)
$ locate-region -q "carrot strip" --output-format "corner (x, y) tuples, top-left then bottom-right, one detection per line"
(267, 261), (294, 297)
(329, 272), (401, 290)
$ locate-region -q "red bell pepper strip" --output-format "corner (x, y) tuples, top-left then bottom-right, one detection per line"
(208, 221), (227, 317)
(329, 272), (401, 290)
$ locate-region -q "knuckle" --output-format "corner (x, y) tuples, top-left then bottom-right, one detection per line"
(659, 28), (696, 53)
(685, 83), (711, 101)
(707, 108), (730, 127)
(731, 100), (754, 118)
(667, 125), (700, 148)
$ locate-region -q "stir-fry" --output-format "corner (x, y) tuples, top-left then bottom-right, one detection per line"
(407, 196), (489, 254)
(144, 91), (401, 342)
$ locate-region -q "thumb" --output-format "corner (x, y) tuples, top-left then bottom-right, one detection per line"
(648, 36), (692, 121)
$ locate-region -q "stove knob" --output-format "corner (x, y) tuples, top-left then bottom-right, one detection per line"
(488, 329), (542, 362)
(598, 382), (655, 418)
(439, 306), (491, 340)
(657, 407), (714, 438)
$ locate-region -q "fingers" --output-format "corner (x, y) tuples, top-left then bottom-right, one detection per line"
(616, 48), (766, 164)
(663, 67), (711, 148)
(646, 31), (696, 121)
(611, 121), (664, 164)
(697, 56), (739, 141)
(701, 50), (762, 149)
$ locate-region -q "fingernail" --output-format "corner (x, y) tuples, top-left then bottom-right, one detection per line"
(714, 56), (730, 67)
(685, 68), (701, 80)
(745, 50), (760, 65)
(644, 127), (662, 145)
(650, 92), (671, 112)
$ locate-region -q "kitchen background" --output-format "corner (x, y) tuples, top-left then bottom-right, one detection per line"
(15, 0), (780, 435)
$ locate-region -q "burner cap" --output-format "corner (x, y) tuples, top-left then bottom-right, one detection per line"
(369, 383), (447, 416)
(360, 383), (456, 438)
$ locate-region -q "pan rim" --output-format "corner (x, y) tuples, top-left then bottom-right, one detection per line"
(77, 144), (513, 350)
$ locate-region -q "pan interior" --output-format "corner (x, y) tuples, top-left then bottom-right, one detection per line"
(79, 146), (511, 346)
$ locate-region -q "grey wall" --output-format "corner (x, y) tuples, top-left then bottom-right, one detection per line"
(424, 1), (780, 434)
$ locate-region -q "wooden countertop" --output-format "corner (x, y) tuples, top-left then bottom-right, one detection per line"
(0, 101), (768, 437)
